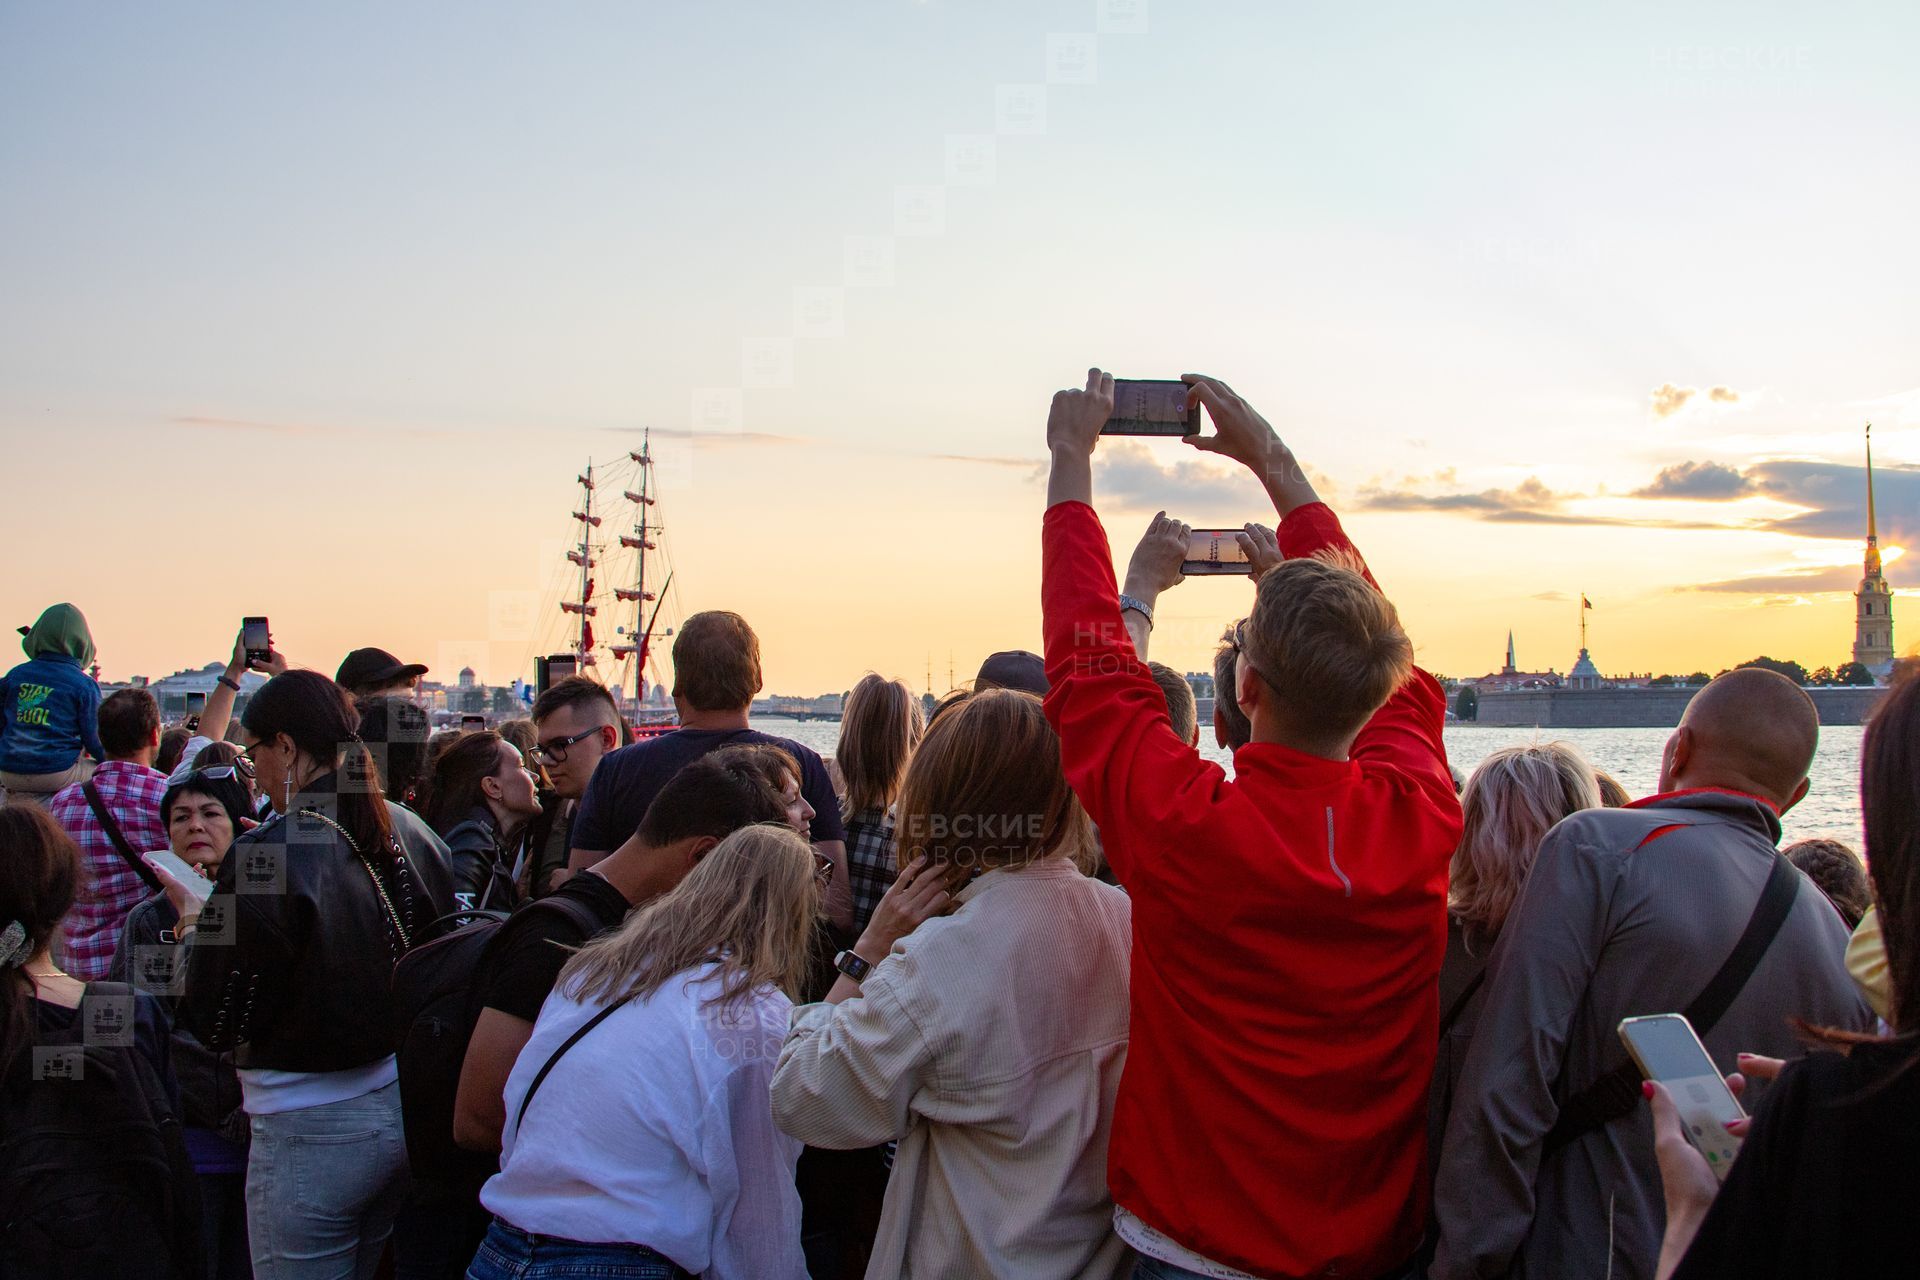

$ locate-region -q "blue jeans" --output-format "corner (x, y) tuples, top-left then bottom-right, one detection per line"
(466, 1221), (694, 1280)
(246, 1081), (411, 1280)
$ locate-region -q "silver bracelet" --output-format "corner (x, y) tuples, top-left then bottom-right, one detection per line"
(1117, 594), (1155, 629)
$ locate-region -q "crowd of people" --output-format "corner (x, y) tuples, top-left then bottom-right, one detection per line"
(0, 369), (1911, 1280)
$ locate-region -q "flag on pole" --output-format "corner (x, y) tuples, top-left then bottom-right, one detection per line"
(1582, 595), (1593, 610)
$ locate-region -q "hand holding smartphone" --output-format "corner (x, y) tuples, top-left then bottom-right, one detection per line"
(142, 849), (215, 904)
(242, 617), (272, 667)
(1101, 379), (1201, 437)
(1183, 529), (1255, 576)
(1619, 1014), (1747, 1180)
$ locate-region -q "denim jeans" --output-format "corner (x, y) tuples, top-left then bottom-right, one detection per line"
(1135, 1253), (1422, 1280)
(246, 1080), (411, 1280)
(466, 1220), (695, 1280)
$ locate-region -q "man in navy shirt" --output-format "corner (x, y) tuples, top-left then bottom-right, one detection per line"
(568, 610), (850, 927)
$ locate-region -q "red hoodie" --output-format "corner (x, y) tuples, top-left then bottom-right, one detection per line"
(1041, 499), (1462, 1279)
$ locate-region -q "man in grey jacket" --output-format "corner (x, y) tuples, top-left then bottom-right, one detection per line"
(1431, 668), (1871, 1280)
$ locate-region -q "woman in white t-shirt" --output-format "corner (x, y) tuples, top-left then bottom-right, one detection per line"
(474, 823), (823, 1280)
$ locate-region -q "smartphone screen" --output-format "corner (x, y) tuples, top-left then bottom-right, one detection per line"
(1102, 379), (1200, 437)
(1183, 529), (1254, 576)
(186, 691), (207, 712)
(461, 714), (486, 731)
(546, 655), (579, 684)
(242, 616), (271, 663)
(142, 850), (215, 903)
(1618, 1014), (1746, 1179)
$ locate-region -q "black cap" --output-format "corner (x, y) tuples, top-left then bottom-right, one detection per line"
(335, 647), (429, 693)
(975, 650), (1048, 697)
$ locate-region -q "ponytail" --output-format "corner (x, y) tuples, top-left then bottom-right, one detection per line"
(0, 806), (81, 1072)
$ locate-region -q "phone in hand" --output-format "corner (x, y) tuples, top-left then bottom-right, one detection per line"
(186, 691), (207, 714)
(460, 714), (487, 732)
(1618, 1013), (1747, 1180)
(1183, 529), (1254, 576)
(142, 849), (215, 904)
(242, 617), (272, 666)
(1101, 379), (1200, 437)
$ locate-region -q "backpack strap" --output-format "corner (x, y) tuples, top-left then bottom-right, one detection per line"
(84, 780), (164, 894)
(1543, 851), (1801, 1155)
(1439, 969), (1488, 1039)
(510, 992), (638, 1140)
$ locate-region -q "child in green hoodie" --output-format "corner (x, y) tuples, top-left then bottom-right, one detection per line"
(0, 603), (106, 804)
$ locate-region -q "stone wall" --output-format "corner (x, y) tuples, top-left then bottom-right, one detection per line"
(1472, 685), (1887, 729)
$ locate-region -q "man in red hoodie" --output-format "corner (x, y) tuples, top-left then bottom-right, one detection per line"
(1042, 369), (1463, 1279)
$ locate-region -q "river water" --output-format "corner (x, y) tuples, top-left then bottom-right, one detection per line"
(755, 719), (1866, 853)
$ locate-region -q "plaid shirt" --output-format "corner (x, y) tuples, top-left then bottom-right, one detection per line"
(845, 806), (900, 936)
(48, 759), (170, 980)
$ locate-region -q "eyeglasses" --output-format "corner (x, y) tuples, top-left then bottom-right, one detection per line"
(189, 764), (251, 783)
(1232, 619), (1278, 693)
(813, 853), (835, 886)
(531, 727), (603, 765)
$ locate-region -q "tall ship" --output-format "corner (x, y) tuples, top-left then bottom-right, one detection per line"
(554, 431), (679, 737)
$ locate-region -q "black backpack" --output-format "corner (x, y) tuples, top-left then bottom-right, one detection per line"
(1, 983), (203, 1280)
(391, 895), (603, 1185)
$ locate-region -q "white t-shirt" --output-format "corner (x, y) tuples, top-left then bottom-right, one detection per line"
(482, 962), (806, 1280)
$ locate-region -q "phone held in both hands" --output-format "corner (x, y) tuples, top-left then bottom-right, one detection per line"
(1101, 379), (1200, 437)
(141, 849), (215, 904)
(242, 616), (272, 666)
(1618, 1013), (1747, 1179)
(1184, 529), (1254, 576)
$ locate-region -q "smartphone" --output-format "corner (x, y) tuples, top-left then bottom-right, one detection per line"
(1101, 379), (1201, 437)
(141, 849), (215, 904)
(461, 714), (487, 732)
(1617, 1014), (1746, 1179)
(186, 691), (207, 713)
(1183, 529), (1255, 576)
(241, 616), (271, 665)
(546, 654), (579, 684)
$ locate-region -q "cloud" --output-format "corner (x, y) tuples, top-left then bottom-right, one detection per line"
(926, 453), (1040, 468)
(1359, 475), (1569, 516)
(1651, 383), (1695, 418)
(170, 414), (328, 437)
(1092, 441), (1262, 513)
(607, 426), (808, 447)
(1693, 566), (1876, 595)
(1745, 459), (1920, 542)
(1532, 591), (1571, 602)
(1709, 386), (1740, 403)
(1634, 460), (1754, 499)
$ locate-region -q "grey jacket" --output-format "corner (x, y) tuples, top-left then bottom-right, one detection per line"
(1431, 790), (1871, 1280)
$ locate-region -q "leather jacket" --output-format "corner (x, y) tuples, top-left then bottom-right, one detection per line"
(440, 805), (523, 915)
(178, 770), (453, 1072)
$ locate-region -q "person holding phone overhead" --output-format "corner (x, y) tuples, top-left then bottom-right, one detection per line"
(156, 670), (453, 1279)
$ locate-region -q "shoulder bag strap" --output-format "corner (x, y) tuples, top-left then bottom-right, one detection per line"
(510, 992), (638, 1139)
(84, 780), (164, 893)
(1543, 852), (1801, 1155)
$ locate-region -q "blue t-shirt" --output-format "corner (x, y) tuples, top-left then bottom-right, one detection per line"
(571, 727), (846, 854)
(0, 654), (104, 774)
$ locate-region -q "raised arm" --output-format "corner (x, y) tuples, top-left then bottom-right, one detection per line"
(1181, 373), (1322, 520)
(1119, 511), (1191, 659)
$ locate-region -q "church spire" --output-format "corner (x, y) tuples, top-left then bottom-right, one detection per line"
(1505, 630), (1516, 674)
(1866, 422), (1882, 576)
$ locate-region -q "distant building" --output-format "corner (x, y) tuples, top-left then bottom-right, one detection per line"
(1854, 424), (1895, 679)
(1472, 631), (1563, 692)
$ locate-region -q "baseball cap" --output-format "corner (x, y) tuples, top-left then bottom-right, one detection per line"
(335, 647), (429, 693)
(975, 650), (1048, 697)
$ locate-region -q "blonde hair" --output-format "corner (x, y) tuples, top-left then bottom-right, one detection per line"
(838, 674), (924, 817)
(1241, 550), (1412, 739)
(558, 824), (819, 1008)
(893, 688), (1092, 883)
(1449, 743), (1603, 950)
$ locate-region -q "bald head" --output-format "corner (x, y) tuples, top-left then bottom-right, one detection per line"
(1665, 668), (1819, 810)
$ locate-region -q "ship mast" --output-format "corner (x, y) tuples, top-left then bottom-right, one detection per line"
(628, 433), (659, 705)
(561, 465), (600, 664)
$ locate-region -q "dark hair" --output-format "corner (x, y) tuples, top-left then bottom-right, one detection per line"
(156, 727), (193, 776)
(1213, 623), (1253, 751)
(635, 754), (789, 848)
(160, 768), (252, 839)
(0, 805), (81, 1070)
(357, 696), (432, 805)
(192, 740), (241, 770)
(1147, 661), (1198, 744)
(417, 731), (513, 836)
(1784, 838), (1872, 930)
(99, 688), (161, 757)
(671, 612), (762, 712)
(532, 676), (620, 727)
(241, 671), (393, 858)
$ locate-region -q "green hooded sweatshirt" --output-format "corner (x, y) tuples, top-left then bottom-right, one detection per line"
(20, 602), (97, 665)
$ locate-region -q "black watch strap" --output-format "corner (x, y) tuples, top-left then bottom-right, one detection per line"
(833, 949), (873, 982)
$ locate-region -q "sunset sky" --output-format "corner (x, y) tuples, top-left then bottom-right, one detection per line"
(4, 0), (1917, 696)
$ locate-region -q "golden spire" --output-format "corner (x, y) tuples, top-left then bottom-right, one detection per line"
(1866, 422), (1882, 577)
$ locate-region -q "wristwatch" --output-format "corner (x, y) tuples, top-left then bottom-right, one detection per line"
(1117, 594), (1155, 629)
(833, 949), (874, 983)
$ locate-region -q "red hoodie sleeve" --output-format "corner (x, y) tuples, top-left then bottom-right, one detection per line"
(1277, 503), (1454, 805)
(1041, 502), (1229, 884)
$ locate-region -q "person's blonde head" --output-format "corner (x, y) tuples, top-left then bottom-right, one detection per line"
(837, 674), (924, 817)
(1241, 550), (1412, 740)
(1450, 742), (1603, 950)
(558, 824), (819, 1008)
(893, 688), (1092, 883)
